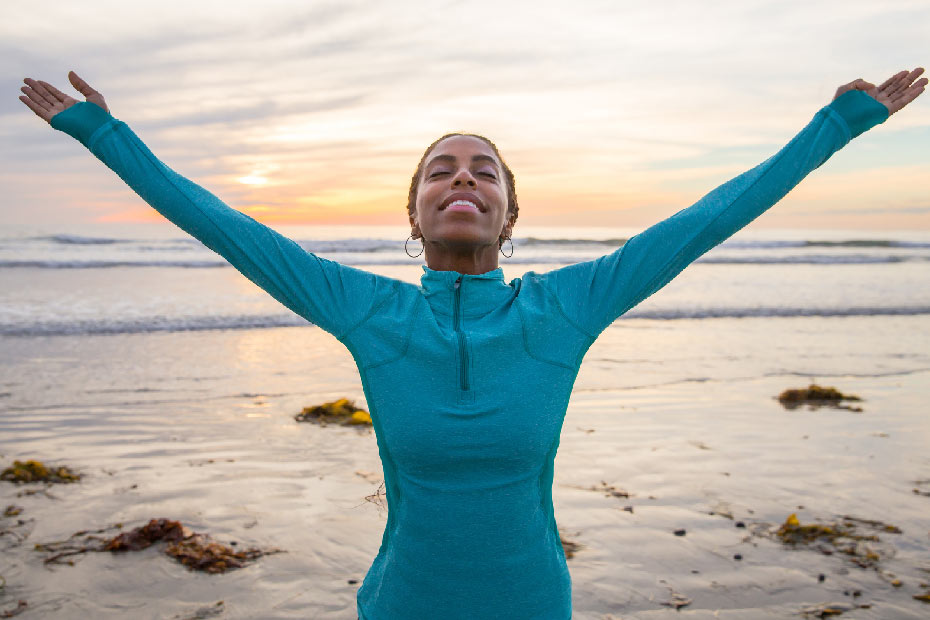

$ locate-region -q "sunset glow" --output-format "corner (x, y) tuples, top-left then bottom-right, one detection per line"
(3, 0), (928, 231)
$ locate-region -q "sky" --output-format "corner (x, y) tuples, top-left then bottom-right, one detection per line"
(1, 0), (928, 233)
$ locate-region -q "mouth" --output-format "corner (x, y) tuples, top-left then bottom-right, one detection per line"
(440, 192), (485, 213)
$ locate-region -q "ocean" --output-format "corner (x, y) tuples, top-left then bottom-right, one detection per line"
(1, 223), (929, 619)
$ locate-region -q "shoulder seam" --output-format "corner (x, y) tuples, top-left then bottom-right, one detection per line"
(515, 283), (585, 369)
(537, 275), (598, 340)
(339, 281), (401, 342)
(360, 292), (420, 371)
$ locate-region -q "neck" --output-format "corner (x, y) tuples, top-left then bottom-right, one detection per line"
(423, 240), (501, 275)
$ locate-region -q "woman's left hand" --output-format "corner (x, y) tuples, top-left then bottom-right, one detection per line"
(833, 67), (926, 116)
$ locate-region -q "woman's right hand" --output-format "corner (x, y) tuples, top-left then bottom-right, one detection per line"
(19, 71), (109, 124)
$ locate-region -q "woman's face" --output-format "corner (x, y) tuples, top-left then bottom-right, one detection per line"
(411, 135), (511, 252)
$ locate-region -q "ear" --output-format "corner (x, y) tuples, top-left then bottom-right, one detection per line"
(409, 214), (421, 239)
(501, 211), (516, 239)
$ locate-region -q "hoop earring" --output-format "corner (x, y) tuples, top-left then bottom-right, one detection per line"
(405, 234), (424, 258)
(499, 236), (514, 258)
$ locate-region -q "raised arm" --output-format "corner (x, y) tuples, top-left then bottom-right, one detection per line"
(537, 69), (926, 338)
(20, 72), (400, 341)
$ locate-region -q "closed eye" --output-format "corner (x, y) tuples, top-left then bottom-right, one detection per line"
(427, 170), (496, 180)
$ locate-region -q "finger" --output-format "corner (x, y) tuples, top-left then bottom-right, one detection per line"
(68, 71), (99, 98)
(889, 78), (927, 109)
(23, 78), (57, 107)
(902, 67), (927, 92)
(19, 94), (52, 123)
(887, 68), (921, 97)
(877, 70), (906, 91)
(20, 85), (52, 111)
(37, 80), (68, 102)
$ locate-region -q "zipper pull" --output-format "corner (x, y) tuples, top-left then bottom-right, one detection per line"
(454, 275), (462, 289)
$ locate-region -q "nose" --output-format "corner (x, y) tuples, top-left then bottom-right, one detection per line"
(451, 168), (477, 188)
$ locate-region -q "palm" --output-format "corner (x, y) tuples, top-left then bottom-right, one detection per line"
(834, 67), (926, 116)
(19, 71), (109, 124)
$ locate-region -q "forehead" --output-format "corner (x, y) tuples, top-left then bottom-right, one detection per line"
(425, 135), (499, 165)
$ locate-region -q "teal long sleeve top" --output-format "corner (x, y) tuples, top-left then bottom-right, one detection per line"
(51, 90), (888, 619)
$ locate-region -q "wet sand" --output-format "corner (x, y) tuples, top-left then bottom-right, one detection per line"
(2, 321), (929, 619)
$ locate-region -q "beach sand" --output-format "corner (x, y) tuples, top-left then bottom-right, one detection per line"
(2, 319), (929, 619)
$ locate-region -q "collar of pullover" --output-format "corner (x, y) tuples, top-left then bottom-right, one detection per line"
(419, 265), (514, 318)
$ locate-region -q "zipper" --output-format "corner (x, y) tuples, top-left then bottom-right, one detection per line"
(453, 276), (470, 391)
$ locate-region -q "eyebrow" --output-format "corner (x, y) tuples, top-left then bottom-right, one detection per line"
(425, 153), (500, 171)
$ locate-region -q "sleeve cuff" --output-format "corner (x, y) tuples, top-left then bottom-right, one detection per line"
(827, 90), (889, 140)
(49, 101), (118, 149)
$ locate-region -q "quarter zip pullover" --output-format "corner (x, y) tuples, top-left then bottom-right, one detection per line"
(50, 89), (888, 619)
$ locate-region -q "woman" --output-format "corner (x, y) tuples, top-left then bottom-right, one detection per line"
(19, 68), (926, 619)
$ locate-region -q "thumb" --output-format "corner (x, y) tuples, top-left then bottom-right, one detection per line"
(68, 71), (98, 98)
(67, 70), (109, 114)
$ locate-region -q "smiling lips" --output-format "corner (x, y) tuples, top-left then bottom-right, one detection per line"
(440, 192), (485, 213)
(446, 200), (480, 212)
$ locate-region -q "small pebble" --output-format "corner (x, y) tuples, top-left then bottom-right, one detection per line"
(818, 573), (825, 582)
(348, 579), (359, 585)
(735, 521), (746, 528)
(733, 554), (742, 561)
(673, 529), (686, 536)
(691, 569), (699, 574)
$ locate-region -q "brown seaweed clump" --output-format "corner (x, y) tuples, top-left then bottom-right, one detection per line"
(774, 513), (900, 569)
(166, 536), (269, 574)
(777, 384), (863, 412)
(35, 518), (281, 573)
(0, 600), (28, 618)
(295, 398), (372, 426)
(102, 518), (187, 551)
(558, 530), (584, 559)
(1, 460), (81, 484)
(799, 602), (872, 618)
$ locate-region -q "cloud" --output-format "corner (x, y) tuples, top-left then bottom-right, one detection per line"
(2, 0), (928, 229)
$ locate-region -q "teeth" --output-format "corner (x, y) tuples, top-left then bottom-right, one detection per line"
(448, 200), (478, 209)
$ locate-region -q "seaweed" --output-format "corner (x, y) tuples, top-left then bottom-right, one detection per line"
(1, 460), (81, 484)
(102, 518), (187, 551)
(295, 398), (372, 426)
(660, 590), (691, 610)
(34, 518), (282, 573)
(773, 513), (900, 569)
(776, 384), (863, 412)
(656, 580), (691, 610)
(799, 602), (871, 618)
(173, 601), (225, 619)
(558, 530), (583, 559)
(0, 600), (27, 618)
(569, 480), (631, 499)
(0, 504), (34, 547)
(166, 536), (270, 574)
(361, 481), (387, 512)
